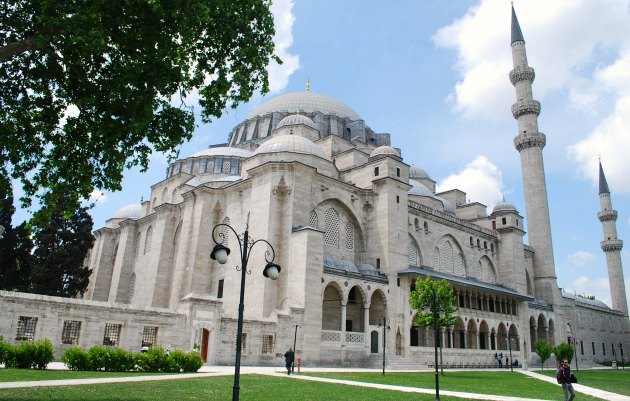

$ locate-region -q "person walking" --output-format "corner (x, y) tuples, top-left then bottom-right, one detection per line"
(284, 348), (295, 375)
(556, 359), (576, 401)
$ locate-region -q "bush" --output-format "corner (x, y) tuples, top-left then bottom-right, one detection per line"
(87, 345), (109, 371)
(167, 350), (203, 372)
(106, 347), (136, 372)
(62, 347), (90, 371)
(137, 346), (169, 372)
(0, 336), (11, 365)
(5, 339), (54, 369)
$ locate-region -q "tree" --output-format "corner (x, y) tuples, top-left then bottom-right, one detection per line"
(409, 276), (459, 371)
(29, 203), (95, 297)
(535, 339), (553, 370)
(0, 187), (35, 292)
(554, 343), (574, 367)
(1, 0), (280, 221)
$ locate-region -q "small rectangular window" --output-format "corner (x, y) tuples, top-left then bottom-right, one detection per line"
(217, 279), (224, 298)
(396, 195), (400, 203)
(62, 320), (82, 345)
(602, 343), (606, 355)
(142, 326), (158, 347)
(580, 341), (584, 356)
(16, 316), (38, 341)
(376, 258), (380, 270)
(592, 341), (596, 355)
(374, 166), (379, 176)
(502, 217), (507, 225)
(261, 334), (274, 354)
(396, 168), (400, 177)
(103, 323), (122, 346)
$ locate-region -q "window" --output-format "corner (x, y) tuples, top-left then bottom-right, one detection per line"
(217, 279), (224, 298)
(423, 221), (429, 234)
(235, 333), (247, 353)
(502, 217), (507, 225)
(15, 316), (37, 340)
(103, 323), (122, 346)
(580, 341), (584, 355)
(62, 320), (82, 345)
(309, 211), (318, 228)
(222, 160), (231, 174)
(592, 342), (596, 355)
(134, 232), (141, 258)
(261, 334), (274, 354)
(374, 167), (379, 176)
(324, 208), (339, 247)
(409, 241), (418, 266)
(476, 239), (480, 248)
(410, 325), (419, 346)
(142, 326), (158, 347)
(144, 226), (153, 254)
(470, 237), (474, 246)
(396, 168), (400, 177)
(602, 343), (606, 355)
(376, 258), (380, 270)
(345, 223), (354, 250)
(492, 220), (496, 230)
(396, 195), (400, 203)
(491, 243), (495, 252)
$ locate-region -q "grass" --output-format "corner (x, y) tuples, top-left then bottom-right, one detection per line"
(0, 369), (166, 382)
(535, 368), (630, 396)
(301, 371), (606, 401)
(0, 374), (499, 401)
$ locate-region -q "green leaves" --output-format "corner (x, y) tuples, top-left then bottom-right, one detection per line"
(1, 0), (278, 220)
(409, 276), (459, 328)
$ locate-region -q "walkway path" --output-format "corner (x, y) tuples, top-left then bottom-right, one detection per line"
(1, 363), (628, 401)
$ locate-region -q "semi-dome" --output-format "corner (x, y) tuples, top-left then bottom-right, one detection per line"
(253, 134), (326, 159)
(189, 146), (253, 159)
(410, 165), (431, 180)
(276, 114), (318, 130)
(113, 204), (142, 219)
(248, 91), (362, 121)
(370, 145), (400, 159)
(493, 200), (518, 213)
(408, 180), (433, 196)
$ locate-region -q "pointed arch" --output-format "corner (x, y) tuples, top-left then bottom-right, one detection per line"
(408, 235), (421, 266)
(309, 210), (318, 229)
(324, 208), (340, 247)
(322, 282), (343, 331)
(144, 226), (153, 255)
(480, 256), (496, 283)
(466, 320), (478, 349)
(443, 241), (454, 273)
(369, 289), (387, 325)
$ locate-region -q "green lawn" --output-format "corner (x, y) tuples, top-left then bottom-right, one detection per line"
(0, 374), (504, 401)
(0, 369), (166, 382)
(302, 371), (606, 401)
(535, 369), (630, 396)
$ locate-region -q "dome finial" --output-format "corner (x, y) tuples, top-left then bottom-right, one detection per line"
(306, 79), (310, 92)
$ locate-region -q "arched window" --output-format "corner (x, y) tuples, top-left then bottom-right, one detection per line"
(222, 217), (231, 246)
(324, 208), (339, 247)
(433, 247), (440, 270)
(409, 241), (418, 266)
(144, 226), (153, 255)
(455, 253), (465, 276)
(443, 241), (454, 273)
(134, 232), (142, 258)
(414, 218), (419, 231)
(161, 188), (168, 203)
(222, 160), (231, 174)
(345, 223), (354, 250)
(309, 211), (318, 228)
(423, 221), (429, 234)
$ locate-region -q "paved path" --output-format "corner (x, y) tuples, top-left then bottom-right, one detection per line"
(1, 363), (629, 401)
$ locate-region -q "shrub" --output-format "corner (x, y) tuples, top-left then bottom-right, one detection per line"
(87, 345), (109, 371)
(106, 347), (136, 372)
(137, 346), (169, 372)
(0, 336), (10, 365)
(553, 343), (574, 366)
(62, 347), (90, 371)
(4, 339), (54, 369)
(180, 351), (203, 372)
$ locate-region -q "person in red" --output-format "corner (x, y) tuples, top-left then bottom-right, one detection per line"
(556, 359), (576, 401)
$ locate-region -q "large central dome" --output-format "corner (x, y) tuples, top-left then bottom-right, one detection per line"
(248, 91), (362, 121)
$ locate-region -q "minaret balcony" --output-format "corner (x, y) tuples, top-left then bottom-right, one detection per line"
(509, 66), (535, 85)
(514, 131), (546, 152)
(601, 239), (623, 252)
(597, 210), (618, 222)
(511, 99), (541, 119)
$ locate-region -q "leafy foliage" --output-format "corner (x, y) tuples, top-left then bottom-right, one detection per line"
(409, 276), (459, 328)
(2, 339), (55, 369)
(535, 339), (553, 370)
(553, 343), (574, 366)
(0, 191), (35, 292)
(0, 0), (279, 221)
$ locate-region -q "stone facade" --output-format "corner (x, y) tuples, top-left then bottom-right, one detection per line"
(1, 7), (628, 369)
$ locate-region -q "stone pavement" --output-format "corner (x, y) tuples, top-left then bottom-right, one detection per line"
(1, 363), (629, 401)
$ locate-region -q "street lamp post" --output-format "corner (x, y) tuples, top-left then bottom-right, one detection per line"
(505, 333), (514, 372)
(377, 317), (390, 376)
(210, 218), (281, 401)
(424, 289), (445, 401)
(292, 324), (300, 373)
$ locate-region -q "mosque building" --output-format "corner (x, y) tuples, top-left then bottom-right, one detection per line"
(1, 7), (628, 368)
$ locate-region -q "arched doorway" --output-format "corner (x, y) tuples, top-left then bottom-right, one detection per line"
(371, 330), (379, 353)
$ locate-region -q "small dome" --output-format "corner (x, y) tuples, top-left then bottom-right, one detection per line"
(113, 204), (142, 219)
(434, 196), (455, 215)
(493, 200), (517, 213)
(410, 165), (431, 180)
(276, 114), (318, 130)
(253, 134), (326, 158)
(370, 145), (400, 159)
(408, 180), (433, 196)
(189, 146), (253, 159)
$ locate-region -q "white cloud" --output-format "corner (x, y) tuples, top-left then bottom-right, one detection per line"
(267, 0), (300, 93)
(434, 0), (630, 120)
(568, 276), (611, 307)
(436, 155), (503, 208)
(567, 251), (596, 268)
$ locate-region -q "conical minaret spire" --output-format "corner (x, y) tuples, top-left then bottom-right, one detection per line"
(597, 161), (628, 316)
(509, 7), (559, 304)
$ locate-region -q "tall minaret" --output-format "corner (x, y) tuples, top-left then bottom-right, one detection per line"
(509, 7), (559, 304)
(598, 162), (628, 316)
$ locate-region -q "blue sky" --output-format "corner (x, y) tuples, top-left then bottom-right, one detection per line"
(29, 1), (630, 310)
